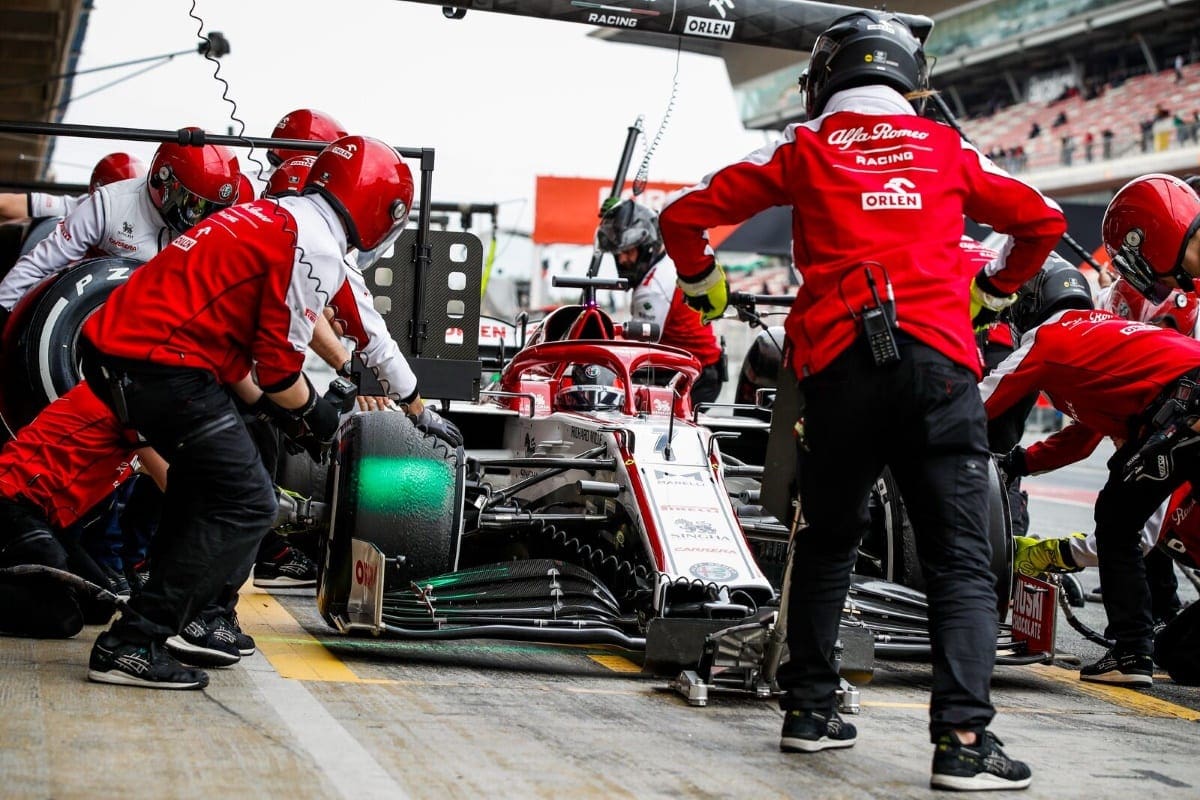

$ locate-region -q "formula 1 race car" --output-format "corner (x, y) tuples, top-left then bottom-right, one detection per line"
(314, 276), (785, 673)
(307, 273), (1050, 695)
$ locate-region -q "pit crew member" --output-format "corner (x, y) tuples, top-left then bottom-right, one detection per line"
(595, 199), (725, 403)
(0, 152), (146, 223)
(659, 10), (1065, 790)
(79, 135), (457, 690)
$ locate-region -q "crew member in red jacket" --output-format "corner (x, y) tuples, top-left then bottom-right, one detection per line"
(0, 382), (166, 638)
(981, 307), (1200, 688)
(659, 10), (1064, 791)
(596, 199), (725, 403)
(78, 135), (458, 690)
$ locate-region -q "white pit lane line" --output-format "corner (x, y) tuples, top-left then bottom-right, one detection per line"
(241, 652), (409, 799)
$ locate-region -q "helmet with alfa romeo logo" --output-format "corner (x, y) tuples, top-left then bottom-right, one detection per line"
(147, 129), (241, 235)
(1103, 173), (1200, 303)
(802, 10), (929, 118)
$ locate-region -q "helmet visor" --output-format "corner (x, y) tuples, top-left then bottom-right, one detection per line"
(556, 385), (624, 412)
(161, 184), (231, 235)
(1112, 247), (1175, 304)
(354, 222), (406, 270)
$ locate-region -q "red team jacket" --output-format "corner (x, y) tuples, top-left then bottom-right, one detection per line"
(659, 85), (1065, 379)
(0, 382), (135, 529)
(980, 309), (1200, 454)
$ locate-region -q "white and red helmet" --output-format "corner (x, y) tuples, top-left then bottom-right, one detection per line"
(262, 155), (316, 199)
(1102, 173), (1200, 302)
(147, 130), (241, 234)
(303, 136), (413, 268)
(268, 108), (348, 168)
(89, 152), (146, 193)
(1104, 276), (1199, 334)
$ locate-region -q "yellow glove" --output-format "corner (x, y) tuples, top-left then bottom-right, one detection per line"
(969, 275), (1017, 328)
(1013, 533), (1085, 577)
(677, 263), (729, 325)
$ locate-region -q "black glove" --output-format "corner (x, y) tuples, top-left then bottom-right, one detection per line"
(410, 405), (463, 448)
(251, 379), (344, 463)
(996, 446), (1028, 487)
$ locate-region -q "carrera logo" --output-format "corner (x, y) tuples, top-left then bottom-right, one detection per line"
(587, 12), (637, 27)
(685, 16), (734, 39)
(828, 122), (930, 151)
(106, 237), (137, 252)
(862, 177), (922, 210)
(172, 235), (198, 251)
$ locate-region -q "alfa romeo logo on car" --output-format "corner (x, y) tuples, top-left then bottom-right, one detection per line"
(690, 562), (738, 581)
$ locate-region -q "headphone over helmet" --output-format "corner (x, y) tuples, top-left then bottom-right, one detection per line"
(303, 136), (413, 268)
(1102, 173), (1200, 303)
(802, 10), (929, 118)
(89, 152), (146, 193)
(268, 109), (349, 168)
(596, 200), (662, 285)
(1008, 253), (1095, 334)
(147, 131), (241, 235)
(263, 155), (316, 199)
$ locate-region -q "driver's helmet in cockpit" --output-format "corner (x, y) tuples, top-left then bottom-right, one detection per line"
(555, 364), (624, 412)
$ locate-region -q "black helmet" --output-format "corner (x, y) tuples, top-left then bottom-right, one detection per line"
(556, 364), (624, 412)
(597, 200), (662, 285)
(1007, 253), (1095, 334)
(802, 10), (929, 118)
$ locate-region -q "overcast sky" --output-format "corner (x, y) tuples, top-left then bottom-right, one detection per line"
(51, 0), (770, 253)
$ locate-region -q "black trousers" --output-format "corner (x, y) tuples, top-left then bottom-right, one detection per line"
(82, 350), (277, 643)
(1094, 437), (1200, 656)
(777, 336), (998, 740)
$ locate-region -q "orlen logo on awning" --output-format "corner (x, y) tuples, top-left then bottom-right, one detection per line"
(862, 177), (922, 210)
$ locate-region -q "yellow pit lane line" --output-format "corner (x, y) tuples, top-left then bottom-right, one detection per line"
(237, 586), (395, 684)
(1029, 664), (1200, 721)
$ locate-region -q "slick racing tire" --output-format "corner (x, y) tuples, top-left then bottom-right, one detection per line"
(317, 411), (465, 629)
(0, 256), (139, 432)
(858, 467), (922, 589)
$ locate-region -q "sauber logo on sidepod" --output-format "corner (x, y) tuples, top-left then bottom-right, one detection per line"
(861, 177), (922, 210)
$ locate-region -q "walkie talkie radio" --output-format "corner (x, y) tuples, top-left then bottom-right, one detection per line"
(861, 266), (900, 366)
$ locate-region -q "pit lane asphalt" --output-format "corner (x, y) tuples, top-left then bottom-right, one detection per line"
(3, 437), (1198, 799)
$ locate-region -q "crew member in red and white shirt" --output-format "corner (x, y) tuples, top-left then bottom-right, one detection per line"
(0, 132), (242, 315)
(0, 381), (166, 639)
(76, 135), (458, 690)
(595, 199), (724, 403)
(0, 152), (146, 224)
(981, 305), (1200, 687)
(658, 10), (1064, 787)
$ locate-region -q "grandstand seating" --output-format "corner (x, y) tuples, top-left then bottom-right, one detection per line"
(963, 62), (1200, 172)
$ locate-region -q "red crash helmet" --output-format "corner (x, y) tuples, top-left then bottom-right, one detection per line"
(1102, 173), (1200, 303)
(89, 152), (146, 193)
(237, 173), (254, 204)
(303, 136), (413, 267)
(268, 108), (348, 167)
(1105, 276), (1199, 334)
(148, 130), (241, 235)
(263, 155), (316, 199)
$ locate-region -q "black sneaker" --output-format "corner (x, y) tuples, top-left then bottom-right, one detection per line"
(165, 617), (241, 667)
(779, 709), (857, 753)
(219, 612), (255, 656)
(99, 564), (132, 599)
(1080, 648), (1153, 686)
(253, 545), (317, 588)
(88, 632), (208, 690)
(931, 731), (1032, 791)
